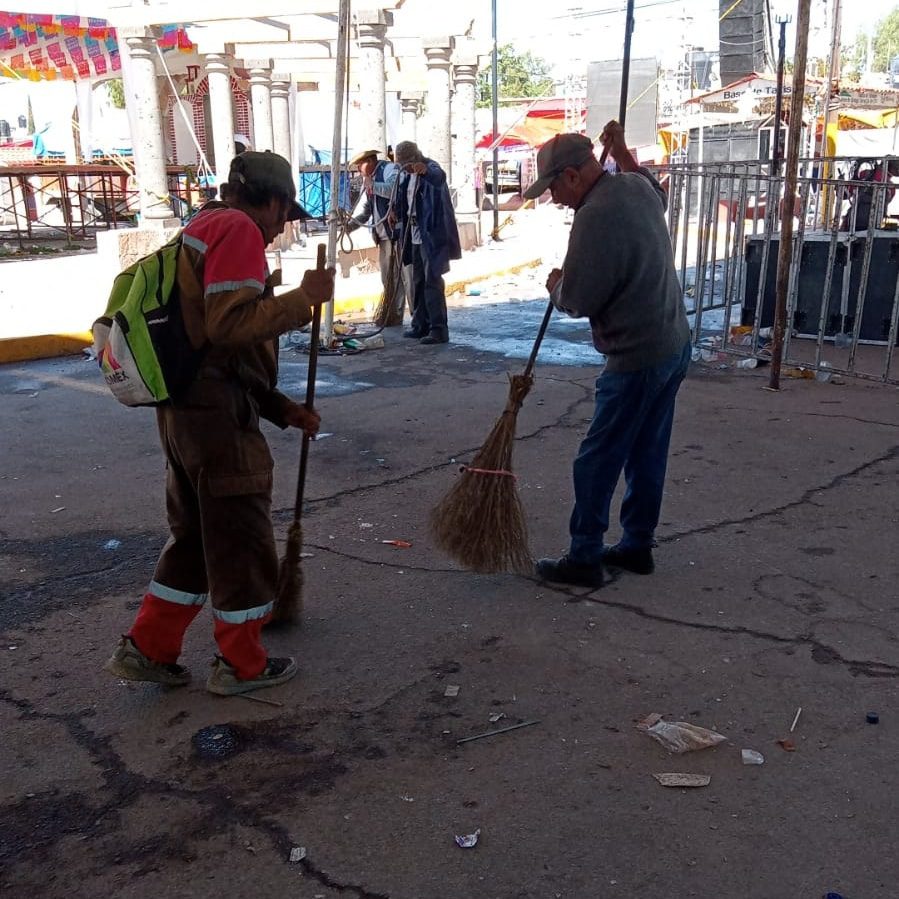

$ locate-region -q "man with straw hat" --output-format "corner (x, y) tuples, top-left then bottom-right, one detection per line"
(346, 148), (405, 325)
(103, 151), (334, 695)
(530, 122), (691, 588)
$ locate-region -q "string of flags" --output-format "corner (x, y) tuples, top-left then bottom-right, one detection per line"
(0, 13), (193, 81)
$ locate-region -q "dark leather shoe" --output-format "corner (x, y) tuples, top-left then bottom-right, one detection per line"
(403, 328), (423, 339)
(535, 555), (604, 588)
(602, 543), (654, 575)
(420, 331), (449, 345)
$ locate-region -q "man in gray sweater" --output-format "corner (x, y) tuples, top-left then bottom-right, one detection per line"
(527, 122), (691, 588)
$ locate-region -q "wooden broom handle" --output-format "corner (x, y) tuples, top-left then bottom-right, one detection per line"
(291, 243), (329, 522)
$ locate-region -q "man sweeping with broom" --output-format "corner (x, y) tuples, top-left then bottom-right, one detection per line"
(531, 121), (691, 589)
(103, 151), (334, 695)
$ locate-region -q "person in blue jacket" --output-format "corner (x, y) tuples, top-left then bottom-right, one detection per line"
(391, 141), (461, 344)
(347, 149), (405, 325)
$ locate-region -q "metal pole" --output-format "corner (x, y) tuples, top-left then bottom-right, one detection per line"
(322, 0), (351, 347)
(768, 0), (812, 391)
(817, 0), (840, 177)
(772, 15), (791, 176)
(491, 0), (500, 241)
(619, 0), (636, 130)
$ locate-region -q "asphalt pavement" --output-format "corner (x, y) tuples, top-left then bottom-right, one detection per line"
(2, 297), (899, 898)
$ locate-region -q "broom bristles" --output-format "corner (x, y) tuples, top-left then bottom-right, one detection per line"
(271, 520), (304, 625)
(373, 244), (399, 326)
(430, 374), (534, 574)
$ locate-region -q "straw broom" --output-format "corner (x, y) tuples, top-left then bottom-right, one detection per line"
(373, 175), (414, 327)
(430, 300), (554, 573)
(271, 244), (328, 625)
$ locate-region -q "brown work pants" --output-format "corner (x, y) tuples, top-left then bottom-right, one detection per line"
(128, 376), (278, 678)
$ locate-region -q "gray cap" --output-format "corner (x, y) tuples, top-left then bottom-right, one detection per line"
(523, 133), (596, 199)
(228, 150), (308, 220)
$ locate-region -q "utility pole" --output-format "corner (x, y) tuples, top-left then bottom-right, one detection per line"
(769, 0), (812, 391)
(817, 0), (840, 216)
(772, 14), (791, 174)
(490, 0), (500, 241)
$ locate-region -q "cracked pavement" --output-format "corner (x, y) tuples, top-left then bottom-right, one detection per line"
(2, 298), (899, 898)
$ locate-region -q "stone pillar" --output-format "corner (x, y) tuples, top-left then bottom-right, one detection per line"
(247, 60), (274, 152)
(422, 37), (455, 175)
(354, 10), (392, 153)
(271, 74), (292, 162)
(120, 27), (176, 226)
(204, 51), (236, 186)
(451, 56), (478, 214)
(399, 92), (423, 142)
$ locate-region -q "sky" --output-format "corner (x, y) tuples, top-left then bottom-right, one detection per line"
(484, 0), (899, 77)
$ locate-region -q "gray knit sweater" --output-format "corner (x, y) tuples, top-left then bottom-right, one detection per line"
(551, 167), (690, 372)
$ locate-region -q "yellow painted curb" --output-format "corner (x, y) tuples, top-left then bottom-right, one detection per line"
(333, 256), (543, 316)
(0, 332), (93, 365)
(1, 257), (543, 363)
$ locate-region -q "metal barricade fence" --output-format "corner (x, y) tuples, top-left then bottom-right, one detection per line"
(649, 158), (899, 385)
(0, 164), (203, 249)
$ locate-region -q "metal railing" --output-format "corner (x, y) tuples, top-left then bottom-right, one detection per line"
(0, 164), (204, 248)
(650, 157), (899, 384)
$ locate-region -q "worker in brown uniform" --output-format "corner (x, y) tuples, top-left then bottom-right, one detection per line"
(104, 151), (334, 696)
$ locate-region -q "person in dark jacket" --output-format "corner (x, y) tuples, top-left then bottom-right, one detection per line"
(391, 141), (461, 345)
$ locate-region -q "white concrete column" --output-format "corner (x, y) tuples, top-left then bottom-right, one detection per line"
(354, 10), (392, 153)
(247, 60), (274, 152)
(399, 92), (423, 142)
(422, 37), (455, 175)
(120, 27), (176, 226)
(291, 85), (307, 165)
(204, 51), (236, 186)
(451, 56), (478, 214)
(271, 74), (292, 162)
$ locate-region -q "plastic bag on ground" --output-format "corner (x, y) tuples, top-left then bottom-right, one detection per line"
(637, 713), (726, 754)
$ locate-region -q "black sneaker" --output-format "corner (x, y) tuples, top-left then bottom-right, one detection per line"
(420, 331), (449, 345)
(535, 555), (604, 588)
(403, 328), (423, 339)
(206, 656), (298, 695)
(602, 543), (655, 575)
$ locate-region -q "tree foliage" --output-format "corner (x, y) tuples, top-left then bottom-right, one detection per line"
(477, 44), (554, 108)
(872, 8), (899, 72)
(106, 78), (126, 109)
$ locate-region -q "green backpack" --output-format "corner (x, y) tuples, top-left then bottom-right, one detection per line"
(92, 235), (204, 406)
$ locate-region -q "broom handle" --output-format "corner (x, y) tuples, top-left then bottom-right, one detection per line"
(598, 0), (635, 166)
(523, 298), (554, 380)
(291, 243), (328, 523)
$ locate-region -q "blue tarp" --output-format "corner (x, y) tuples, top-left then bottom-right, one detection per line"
(298, 147), (352, 218)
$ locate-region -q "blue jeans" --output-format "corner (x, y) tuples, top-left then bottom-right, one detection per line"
(569, 343), (691, 564)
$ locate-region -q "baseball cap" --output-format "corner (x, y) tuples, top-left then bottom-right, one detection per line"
(523, 133), (596, 199)
(349, 148), (380, 168)
(229, 150), (308, 220)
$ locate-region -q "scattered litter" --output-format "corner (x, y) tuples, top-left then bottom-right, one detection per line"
(289, 847), (307, 863)
(359, 522), (374, 529)
(360, 333), (385, 350)
(488, 712), (505, 724)
(233, 692), (283, 708)
(776, 738), (796, 752)
(466, 288), (482, 296)
(382, 539), (412, 548)
(783, 366), (816, 380)
(299, 552), (315, 559)
(245, 843), (257, 854)
(400, 795), (415, 802)
(444, 685), (460, 697)
(637, 713), (726, 754)
(736, 357), (758, 369)
(456, 719), (540, 745)
(316, 432), (334, 440)
(454, 829), (480, 849)
(866, 712), (879, 725)
(741, 749), (765, 766)
(103, 539), (122, 550)
(653, 773), (711, 788)
(790, 707), (802, 733)
(50, 507), (66, 514)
